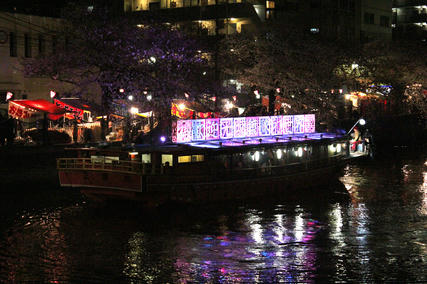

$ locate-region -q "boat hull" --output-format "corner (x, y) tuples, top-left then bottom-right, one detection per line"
(59, 165), (342, 206)
(58, 170), (142, 192)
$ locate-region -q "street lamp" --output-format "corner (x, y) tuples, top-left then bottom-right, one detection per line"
(347, 118), (366, 136)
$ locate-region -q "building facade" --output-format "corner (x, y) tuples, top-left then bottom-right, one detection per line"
(393, 0), (427, 41)
(0, 12), (69, 111)
(123, 0), (392, 43)
(124, 0), (264, 36)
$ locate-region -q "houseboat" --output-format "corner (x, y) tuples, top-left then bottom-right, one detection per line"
(57, 114), (368, 206)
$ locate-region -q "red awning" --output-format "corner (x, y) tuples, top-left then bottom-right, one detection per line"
(9, 99), (66, 121)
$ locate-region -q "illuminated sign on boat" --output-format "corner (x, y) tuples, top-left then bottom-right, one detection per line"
(293, 115), (305, 134)
(233, 117), (246, 138)
(205, 118), (220, 140)
(259, 116), (271, 136)
(192, 119), (206, 141)
(174, 114), (315, 143)
(270, 116), (283, 135)
(177, 120), (192, 142)
(220, 118), (234, 139)
(283, 115), (294, 134)
(304, 114), (316, 133)
(246, 117), (259, 137)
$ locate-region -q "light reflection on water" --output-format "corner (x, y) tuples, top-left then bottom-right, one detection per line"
(0, 155), (426, 282)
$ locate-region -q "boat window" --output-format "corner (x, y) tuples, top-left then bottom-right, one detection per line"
(105, 156), (119, 164)
(91, 155), (104, 163)
(178, 155), (191, 163)
(178, 155), (204, 163)
(142, 154), (151, 164)
(162, 154), (173, 166)
(191, 155), (204, 162)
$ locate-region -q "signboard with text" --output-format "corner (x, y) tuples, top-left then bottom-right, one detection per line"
(175, 114), (316, 143)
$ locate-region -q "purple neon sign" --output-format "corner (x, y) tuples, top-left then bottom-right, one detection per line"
(205, 118), (220, 140)
(174, 114), (316, 143)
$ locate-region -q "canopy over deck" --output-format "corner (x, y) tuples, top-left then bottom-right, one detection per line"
(8, 99), (66, 121)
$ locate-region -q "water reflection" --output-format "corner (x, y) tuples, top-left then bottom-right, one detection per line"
(0, 155), (426, 282)
(169, 206), (323, 283)
(0, 209), (69, 282)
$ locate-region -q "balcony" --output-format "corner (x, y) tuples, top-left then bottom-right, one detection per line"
(128, 2), (261, 23)
(396, 12), (427, 23)
(393, 0), (427, 8)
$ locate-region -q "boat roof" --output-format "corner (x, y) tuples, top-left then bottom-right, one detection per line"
(66, 132), (347, 155)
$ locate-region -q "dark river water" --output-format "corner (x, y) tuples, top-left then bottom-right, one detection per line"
(0, 152), (426, 283)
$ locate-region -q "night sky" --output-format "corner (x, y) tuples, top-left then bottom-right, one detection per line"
(0, 0), (82, 17)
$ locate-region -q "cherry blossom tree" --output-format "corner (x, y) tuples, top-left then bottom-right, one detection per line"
(349, 40), (427, 118)
(219, 23), (350, 123)
(21, 3), (213, 118)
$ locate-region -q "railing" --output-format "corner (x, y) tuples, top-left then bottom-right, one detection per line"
(58, 153), (348, 182)
(57, 158), (144, 175)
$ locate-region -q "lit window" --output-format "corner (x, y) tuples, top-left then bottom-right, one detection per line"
(178, 155), (204, 163)
(162, 154), (173, 166)
(266, 1), (275, 9)
(191, 155), (204, 162)
(142, 154), (151, 163)
(178, 155), (191, 163)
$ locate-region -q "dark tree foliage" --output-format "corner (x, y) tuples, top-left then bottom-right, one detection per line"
(349, 40), (427, 117)
(219, 23), (350, 122)
(21, 2), (213, 116)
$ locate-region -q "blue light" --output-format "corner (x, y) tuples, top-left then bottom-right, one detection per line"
(160, 136), (166, 143)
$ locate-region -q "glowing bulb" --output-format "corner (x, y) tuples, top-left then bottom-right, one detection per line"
(178, 103), (185, 111)
(276, 149), (282, 159)
(224, 101), (234, 111)
(359, 118), (366, 125)
(254, 151), (260, 162)
(6, 92), (13, 101)
(130, 107), (139, 114)
(49, 90), (56, 98)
